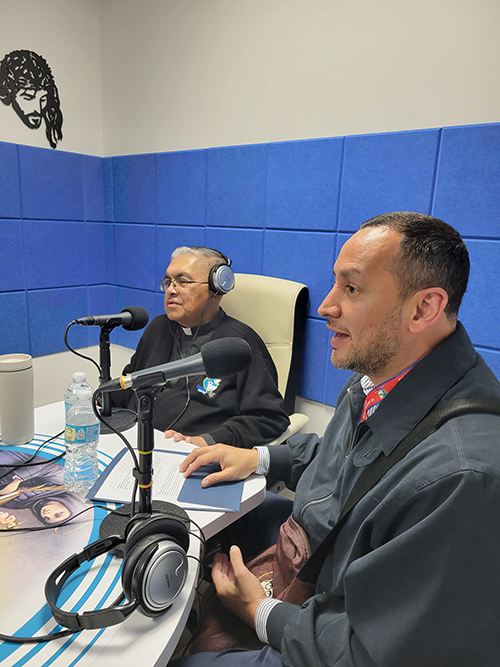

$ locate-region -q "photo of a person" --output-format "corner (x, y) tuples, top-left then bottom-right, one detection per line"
(0, 450), (87, 528)
(0, 49), (63, 148)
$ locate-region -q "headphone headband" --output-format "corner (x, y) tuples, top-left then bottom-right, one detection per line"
(45, 510), (190, 631)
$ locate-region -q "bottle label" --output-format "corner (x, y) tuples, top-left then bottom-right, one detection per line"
(65, 423), (99, 443)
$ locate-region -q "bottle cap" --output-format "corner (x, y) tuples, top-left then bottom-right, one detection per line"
(72, 371), (87, 383)
(75, 388), (93, 400)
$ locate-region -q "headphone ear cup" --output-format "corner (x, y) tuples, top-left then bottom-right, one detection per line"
(122, 514), (190, 616)
(208, 263), (235, 295)
(125, 515), (190, 554)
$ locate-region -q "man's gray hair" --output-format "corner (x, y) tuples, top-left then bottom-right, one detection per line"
(171, 246), (228, 264)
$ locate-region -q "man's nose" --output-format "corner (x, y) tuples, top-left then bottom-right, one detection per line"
(318, 286), (341, 318)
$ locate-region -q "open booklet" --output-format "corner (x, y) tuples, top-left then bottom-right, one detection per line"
(86, 448), (243, 512)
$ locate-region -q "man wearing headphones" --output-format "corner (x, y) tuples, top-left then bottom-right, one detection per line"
(110, 246), (289, 449)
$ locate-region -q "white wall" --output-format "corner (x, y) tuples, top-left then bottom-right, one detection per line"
(33, 344), (133, 408)
(0, 0), (104, 156)
(100, 0), (500, 156)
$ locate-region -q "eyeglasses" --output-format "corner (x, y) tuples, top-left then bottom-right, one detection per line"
(159, 278), (209, 292)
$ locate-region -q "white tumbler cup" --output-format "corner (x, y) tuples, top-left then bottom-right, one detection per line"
(0, 353), (35, 445)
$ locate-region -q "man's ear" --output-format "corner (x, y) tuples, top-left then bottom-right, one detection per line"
(408, 287), (449, 333)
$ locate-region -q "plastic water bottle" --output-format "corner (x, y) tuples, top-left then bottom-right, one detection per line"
(64, 388), (100, 493)
(64, 371), (92, 420)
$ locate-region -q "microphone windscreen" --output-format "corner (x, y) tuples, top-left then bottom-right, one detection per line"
(201, 338), (252, 378)
(121, 306), (149, 331)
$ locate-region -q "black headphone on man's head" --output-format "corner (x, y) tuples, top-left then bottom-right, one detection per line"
(207, 251), (235, 296)
(45, 507), (190, 631)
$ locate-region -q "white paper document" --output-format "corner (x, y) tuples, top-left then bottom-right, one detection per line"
(87, 448), (243, 512)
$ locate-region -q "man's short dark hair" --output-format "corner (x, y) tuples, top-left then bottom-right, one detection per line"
(360, 211), (470, 317)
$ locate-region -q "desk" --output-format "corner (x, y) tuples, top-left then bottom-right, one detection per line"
(0, 402), (266, 667)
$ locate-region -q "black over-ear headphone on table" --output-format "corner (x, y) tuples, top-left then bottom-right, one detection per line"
(45, 506), (190, 631)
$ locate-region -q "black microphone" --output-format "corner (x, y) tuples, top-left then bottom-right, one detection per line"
(99, 337), (252, 392)
(73, 307), (149, 331)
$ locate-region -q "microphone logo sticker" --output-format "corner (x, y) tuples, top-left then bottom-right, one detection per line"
(196, 377), (221, 397)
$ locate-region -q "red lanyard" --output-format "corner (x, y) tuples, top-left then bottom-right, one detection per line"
(360, 365), (415, 422)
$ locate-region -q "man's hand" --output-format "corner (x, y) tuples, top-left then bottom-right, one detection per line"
(179, 444), (258, 487)
(212, 545), (267, 627)
(164, 430), (207, 448)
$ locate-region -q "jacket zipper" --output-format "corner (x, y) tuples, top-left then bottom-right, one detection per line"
(345, 387), (358, 459)
(299, 387), (358, 524)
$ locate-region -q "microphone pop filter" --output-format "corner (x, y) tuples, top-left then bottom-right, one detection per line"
(201, 338), (252, 378)
(121, 306), (149, 331)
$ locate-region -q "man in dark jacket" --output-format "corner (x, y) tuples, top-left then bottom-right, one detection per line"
(174, 213), (500, 667)
(111, 246), (289, 449)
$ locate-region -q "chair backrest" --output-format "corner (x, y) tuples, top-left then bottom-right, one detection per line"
(222, 273), (309, 415)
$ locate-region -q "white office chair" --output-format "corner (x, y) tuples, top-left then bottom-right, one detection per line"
(222, 273), (310, 450)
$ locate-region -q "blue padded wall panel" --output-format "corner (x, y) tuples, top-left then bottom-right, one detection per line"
(207, 144), (267, 228)
(323, 355), (356, 408)
(103, 158), (114, 222)
(205, 228), (264, 275)
(477, 348), (500, 382)
(265, 138), (342, 231)
(112, 154), (156, 223)
(0, 292), (29, 355)
(460, 240), (500, 349)
(28, 288), (90, 356)
(296, 318), (329, 404)
(338, 129), (439, 232)
(114, 224), (156, 291)
(24, 221), (88, 290)
(86, 222), (112, 285)
(156, 226), (207, 282)
(83, 155), (106, 222)
(0, 220), (25, 291)
(19, 146), (84, 221)
(0, 142), (21, 219)
(432, 124), (500, 237)
(115, 287), (158, 349)
(263, 230), (336, 318)
(157, 150), (207, 226)
(86, 284), (117, 346)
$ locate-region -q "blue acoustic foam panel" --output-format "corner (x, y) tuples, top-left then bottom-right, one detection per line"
(265, 138), (343, 231)
(205, 227), (264, 275)
(24, 221), (88, 290)
(112, 154), (156, 223)
(263, 229), (336, 318)
(83, 155), (106, 222)
(460, 239), (500, 350)
(207, 144), (268, 228)
(86, 222), (110, 286)
(0, 220), (25, 291)
(432, 124), (500, 237)
(114, 223), (156, 291)
(114, 287), (158, 348)
(323, 352), (357, 408)
(27, 287), (90, 357)
(86, 284), (118, 346)
(18, 145), (85, 221)
(0, 292), (29, 355)
(0, 142), (21, 219)
(338, 129), (440, 232)
(156, 225), (207, 279)
(157, 150), (207, 226)
(102, 158), (114, 222)
(296, 318), (330, 405)
(478, 348), (500, 382)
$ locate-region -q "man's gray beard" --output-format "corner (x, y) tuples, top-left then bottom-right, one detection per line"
(332, 306), (403, 379)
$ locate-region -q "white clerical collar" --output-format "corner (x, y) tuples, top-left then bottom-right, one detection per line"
(181, 327), (192, 336)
